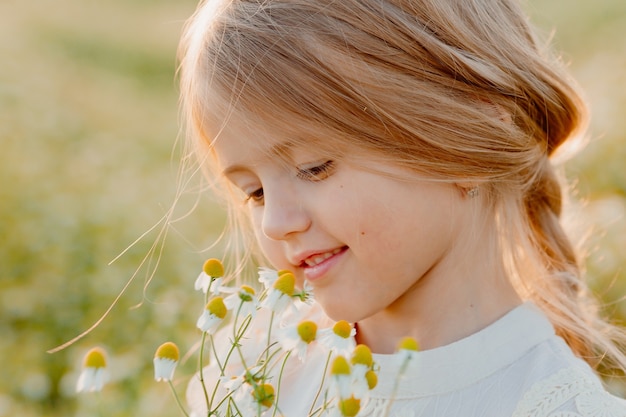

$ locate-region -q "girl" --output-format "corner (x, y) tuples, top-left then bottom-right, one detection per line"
(177, 0), (626, 415)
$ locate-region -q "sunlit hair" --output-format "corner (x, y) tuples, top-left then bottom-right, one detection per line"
(177, 0), (626, 373)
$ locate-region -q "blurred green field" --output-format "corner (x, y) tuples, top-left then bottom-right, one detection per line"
(1, 0), (625, 416)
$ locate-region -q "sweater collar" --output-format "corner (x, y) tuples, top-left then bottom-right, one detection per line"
(370, 302), (555, 398)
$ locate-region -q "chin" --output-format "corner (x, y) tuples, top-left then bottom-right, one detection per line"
(318, 299), (363, 324)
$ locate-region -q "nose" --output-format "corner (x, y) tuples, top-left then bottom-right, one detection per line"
(261, 184), (311, 241)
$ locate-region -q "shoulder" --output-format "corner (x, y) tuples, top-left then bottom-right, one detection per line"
(512, 366), (626, 417)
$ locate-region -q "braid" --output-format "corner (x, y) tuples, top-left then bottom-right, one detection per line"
(525, 159), (578, 276)
(523, 158), (597, 360)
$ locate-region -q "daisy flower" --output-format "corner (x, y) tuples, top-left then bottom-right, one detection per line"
(329, 355), (354, 400)
(318, 320), (356, 357)
(153, 342), (179, 382)
(197, 296), (228, 334)
(277, 320), (318, 361)
(258, 267), (278, 289)
(294, 280), (315, 305)
(261, 272), (296, 314)
(76, 347), (109, 393)
(350, 344), (377, 397)
(220, 366), (262, 393)
(226, 379), (256, 416)
(394, 336), (420, 379)
(397, 336), (420, 364)
(327, 354), (367, 417)
(223, 285), (259, 319)
(252, 383), (276, 411)
(258, 267), (294, 288)
(228, 381), (275, 416)
(195, 258), (225, 294)
(336, 395), (361, 417)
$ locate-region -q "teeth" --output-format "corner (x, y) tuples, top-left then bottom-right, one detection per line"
(304, 248), (342, 267)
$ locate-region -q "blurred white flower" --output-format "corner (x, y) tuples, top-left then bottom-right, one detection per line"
(76, 347), (109, 393)
(197, 296), (228, 334)
(223, 285), (259, 319)
(261, 272), (297, 314)
(318, 320), (356, 357)
(329, 355), (354, 400)
(195, 258), (224, 294)
(350, 344), (377, 398)
(153, 342), (179, 382)
(258, 267), (281, 290)
(227, 381), (275, 416)
(396, 336), (420, 365)
(277, 320), (318, 361)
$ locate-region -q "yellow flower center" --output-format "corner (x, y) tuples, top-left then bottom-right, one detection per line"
(206, 296), (227, 318)
(239, 285), (256, 302)
(397, 336), (420, 352)
(155, 342), (180, 361)
(241, 285), (255, 295)
(330, 356), (351, 376)
(83, 347), (106, 368)
(297, 321), (318, 344)
(365, 370), (378, 390)
(338, 396), (361, 417)
(243, 370), (261, 385)
(332, 320), (352, 339)
(351, 344), (373, 367)
(277, 269), (292, 277)
(203, 258), (224, 278)
(273, 273), (295, 296)
(252, 383), (275, 408)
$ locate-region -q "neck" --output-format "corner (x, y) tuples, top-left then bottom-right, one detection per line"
(355, 223), (522, 354)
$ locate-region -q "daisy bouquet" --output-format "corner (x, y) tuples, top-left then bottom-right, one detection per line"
(76, 258), (419, 417)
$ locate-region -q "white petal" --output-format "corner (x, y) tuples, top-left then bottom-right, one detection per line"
(76, 367), (108, 392)
(196, 311), (223, 333)
(153, 357), (177, 382)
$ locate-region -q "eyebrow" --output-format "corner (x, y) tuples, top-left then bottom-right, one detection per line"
(221, 140), (295, 178)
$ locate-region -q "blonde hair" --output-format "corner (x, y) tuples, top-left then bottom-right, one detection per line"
(178, 0), (626, 373)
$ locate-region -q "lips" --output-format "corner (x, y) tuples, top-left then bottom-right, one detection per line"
(294, 246), (348, 282)
(302, 247), (345, 267)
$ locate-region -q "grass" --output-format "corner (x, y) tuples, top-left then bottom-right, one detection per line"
(1, 0), (625, 415)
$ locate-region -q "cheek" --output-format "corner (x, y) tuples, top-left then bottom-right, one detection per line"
(253, 228), (288, 268)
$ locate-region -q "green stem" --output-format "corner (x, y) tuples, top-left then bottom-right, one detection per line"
(308, 351), (332, 416)
(198, 331), (211, 411)
(229, 396), (245, 416)
(308, 391), (332, 417)
(382, 355), (412, 417)
(209, 334), (225, 374)
(232, 303), (253, 372)
(198, 288), (212, 411)
(168, 380), (190, 417)
(95, 391), (104, 417)
(209, 385), (236, 414)
(264, 311), (275, 376)
(271, 350), (291, 417)
(208, 375), (223, 415)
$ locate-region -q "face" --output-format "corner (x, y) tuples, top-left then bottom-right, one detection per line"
(213, 116), (469, 323)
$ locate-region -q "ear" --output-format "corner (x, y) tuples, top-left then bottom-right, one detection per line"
(455, 182), (480, 199)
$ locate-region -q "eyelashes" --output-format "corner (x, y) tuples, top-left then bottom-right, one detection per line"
(243, 160), (336, 205)
(244, 187), (264, 204)
(296, 160), (335, 181)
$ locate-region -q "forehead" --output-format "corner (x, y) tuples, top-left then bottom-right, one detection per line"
(209, 106), (352, 166)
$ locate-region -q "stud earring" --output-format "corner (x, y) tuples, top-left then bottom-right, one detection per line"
(466, 187), (479, 198)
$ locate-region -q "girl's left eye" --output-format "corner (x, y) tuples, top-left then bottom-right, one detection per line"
(296, 160), (336, 181)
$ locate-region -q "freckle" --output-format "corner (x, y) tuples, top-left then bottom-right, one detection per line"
(360, 231), (366, 236)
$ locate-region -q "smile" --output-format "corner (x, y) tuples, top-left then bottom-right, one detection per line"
(303, 247), (345, 267)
